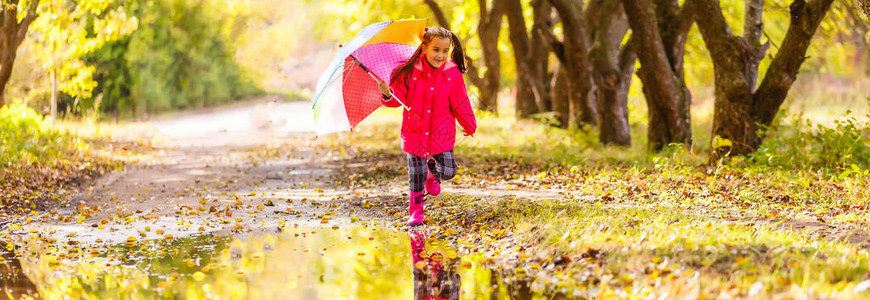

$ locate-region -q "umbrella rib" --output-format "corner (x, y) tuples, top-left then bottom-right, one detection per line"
(319, 61), (358, 90)
(321, 42), (410, 94)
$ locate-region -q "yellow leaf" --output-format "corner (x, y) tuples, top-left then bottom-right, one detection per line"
(193, 272), (206, 281)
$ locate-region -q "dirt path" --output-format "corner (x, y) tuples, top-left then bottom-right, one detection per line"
(18, 100), (368, 245)
(14, 99), (869, 252)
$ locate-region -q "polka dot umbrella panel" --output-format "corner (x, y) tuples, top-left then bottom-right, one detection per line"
(312, 19), (427, 135)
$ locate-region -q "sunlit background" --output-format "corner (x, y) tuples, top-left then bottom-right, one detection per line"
(1, 0), (870, 299)
(7, 0), (868, 123)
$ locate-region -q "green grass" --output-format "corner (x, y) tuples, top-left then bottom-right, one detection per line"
(338, 92), (870, 223)
(0, 103), (128, 204)
(324, 91), (870, 297)
(0, 103), (87, 165)
(430, 195), (870, 298)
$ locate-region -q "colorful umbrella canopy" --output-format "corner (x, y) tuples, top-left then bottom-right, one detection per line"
(312, 19), (427, 135)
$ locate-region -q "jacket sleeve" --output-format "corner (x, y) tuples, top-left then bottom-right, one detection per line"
(448, 74), (477, 135)
(382, 78), (407, 108)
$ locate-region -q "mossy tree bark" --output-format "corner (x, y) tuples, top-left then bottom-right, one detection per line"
(621, 0), (695, 150)
(547, 0), (597, 127)
(504, 0), (552, 118)
(424, 0), (504, 113)
(694, 0), (834, 159)
(589, 0), (635, 146)
(0, 0), (38, 106)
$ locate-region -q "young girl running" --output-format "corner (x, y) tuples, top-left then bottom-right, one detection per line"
(378, 27), (477, 226)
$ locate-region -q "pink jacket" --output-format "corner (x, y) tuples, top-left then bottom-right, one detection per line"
(383, 56), (477, 158)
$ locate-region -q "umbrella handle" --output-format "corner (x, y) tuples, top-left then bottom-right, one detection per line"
(387, 90), (411, 111)
(349, 54), (411, 111)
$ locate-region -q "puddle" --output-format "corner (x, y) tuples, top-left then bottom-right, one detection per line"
(0, 242), (40, 299)
(1, 227), (566, 299)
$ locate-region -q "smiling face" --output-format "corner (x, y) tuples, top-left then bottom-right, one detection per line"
(424, 37), (451, 69)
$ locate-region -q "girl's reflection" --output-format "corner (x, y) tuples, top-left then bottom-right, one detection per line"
(410, 228), (460, 300)
(0, 241), (40, 300)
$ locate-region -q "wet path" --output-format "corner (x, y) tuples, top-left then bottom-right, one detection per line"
(8, 225), (554, 299)
(19, 100), (351, 244)
(0, 100), (374, 297)
(1, 100), (568, 299)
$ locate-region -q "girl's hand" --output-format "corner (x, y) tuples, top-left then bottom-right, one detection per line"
(378, 80), (391, 97)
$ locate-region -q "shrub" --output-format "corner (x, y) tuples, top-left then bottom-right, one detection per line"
(749, 110), (870, 173)
(0, 104), (85, 165)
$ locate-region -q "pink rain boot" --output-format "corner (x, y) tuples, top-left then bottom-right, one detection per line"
(407, 191), (426, 226)
(424, 159), (441, 196)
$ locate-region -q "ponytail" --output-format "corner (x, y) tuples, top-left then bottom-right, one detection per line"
(450, 32), (467, 74)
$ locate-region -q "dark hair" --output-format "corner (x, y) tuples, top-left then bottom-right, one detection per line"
(390, 27), (467, 87)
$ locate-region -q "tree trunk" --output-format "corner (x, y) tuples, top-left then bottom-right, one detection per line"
(423, 0), (451, 29)
(694, 0), (834, 158)
(476, 0), (506, 113)
(504, 0), (549, 119)
(548, 0), (597, 128)
(0, 1), (38, 106)
(425, 0), (496, 112)
(0, 49), (14, 107)
(535, 18), (571, 127)
(859, 0), (870, 18)
(50, 70), (58, 122)
(551, 63), (571, 127)
(621, 0), (694, 150)
(844, 0), (870, 71)
(590, 0), (633, 146)
(753, 0), (836, 125)
(530, 0), (553, 113)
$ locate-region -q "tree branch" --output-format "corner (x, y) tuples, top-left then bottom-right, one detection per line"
(693, 0), (758, 95)
(621, 0), (675, 81)
(534, 20), (565, 63)
(549, 0), (597, 124)
(859, 0), (870, 18)
(753, 0), (835, 125)
(585, 0), (603, 33)
(547, 0), (587, 64)
(744, 0), (764, 46)
(504, 0), (530, 54)
(692, 0), (742, 65)
(464, 54), (485, 88)
(676, 0), (696, 43)
(743, 0), (769, 89)
(618, 34), (637, 80)
(423, 0), (451, 30)
(424, 0), (485, 88)
(667, 0), (695, 79)
(16, 14), (37, 45)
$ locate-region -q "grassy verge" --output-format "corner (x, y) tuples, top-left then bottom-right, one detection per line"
(431, 195), (870, 298)
(0, 104), (140, 208)
(337, 105), (870, 229)
(323, 104), (870, 297)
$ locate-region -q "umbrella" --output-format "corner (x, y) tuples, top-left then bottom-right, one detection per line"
(312, 19), (427, 135)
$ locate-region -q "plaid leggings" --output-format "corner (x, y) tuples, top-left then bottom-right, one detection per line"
(408, 151), (457, 193)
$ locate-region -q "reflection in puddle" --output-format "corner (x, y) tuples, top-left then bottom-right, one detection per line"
(0, 242), (40, 299)
(9, 226), (560, 299)
(410, 228), (461, 300)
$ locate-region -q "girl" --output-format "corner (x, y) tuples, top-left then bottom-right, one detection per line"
(378, 27), (477, 226)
